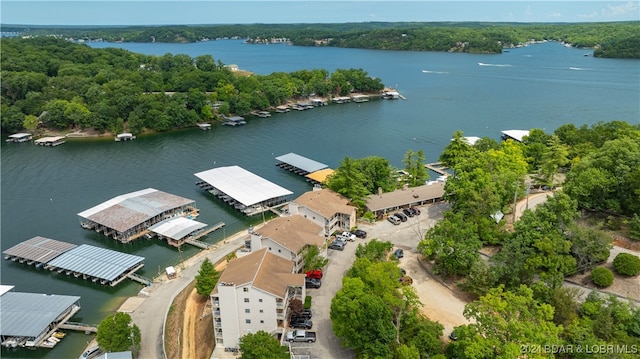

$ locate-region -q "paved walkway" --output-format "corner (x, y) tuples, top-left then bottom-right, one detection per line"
(124, 227), (256, 359)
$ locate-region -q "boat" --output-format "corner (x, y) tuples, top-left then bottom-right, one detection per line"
(53, 332), (66, 339)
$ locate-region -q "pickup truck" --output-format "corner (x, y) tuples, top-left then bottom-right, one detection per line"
(286, 329), (316, 343)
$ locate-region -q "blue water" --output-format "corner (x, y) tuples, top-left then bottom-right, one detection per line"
(1, 40), (638, 358)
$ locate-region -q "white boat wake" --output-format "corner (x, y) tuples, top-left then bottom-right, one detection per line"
(478, 62), (512, 67)
(422, 70), (449, 74)
(569, 67), (588, 71)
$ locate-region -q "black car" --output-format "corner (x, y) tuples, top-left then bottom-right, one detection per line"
(394, 212), (408, 222)
(290, 317), (313, 329)
(305, 277), (321, 288)
(352, 229), (367, 239)
(402, 208), (415, 217)
(291, 309), (313, 320)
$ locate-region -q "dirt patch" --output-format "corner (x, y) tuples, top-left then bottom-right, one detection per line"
(165, 282), (214, 359)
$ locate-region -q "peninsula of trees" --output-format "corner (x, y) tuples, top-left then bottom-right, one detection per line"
(5, 21), (640, 58)
(0, 37), (384, 134)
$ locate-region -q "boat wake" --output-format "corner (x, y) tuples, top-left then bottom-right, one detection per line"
(569, 67), (588, 71)
(421, 70), (449, 74)
(478, 62), (512, 67)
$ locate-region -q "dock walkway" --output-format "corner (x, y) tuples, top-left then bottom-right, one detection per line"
(425, 162), (449, 176)
(59, 322), (97, 333)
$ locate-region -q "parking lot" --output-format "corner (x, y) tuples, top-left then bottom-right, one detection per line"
(293, 202), (460, 359)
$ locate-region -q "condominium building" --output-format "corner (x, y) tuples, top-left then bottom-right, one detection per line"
(287, 188), (356, 236)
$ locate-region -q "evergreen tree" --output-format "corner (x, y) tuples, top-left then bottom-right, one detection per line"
(195, 258), (220, 298)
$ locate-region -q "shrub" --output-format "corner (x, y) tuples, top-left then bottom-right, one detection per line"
(612, 253), (640, 276)
(304, 295), (312, 309)
(591, 267), (614, 287)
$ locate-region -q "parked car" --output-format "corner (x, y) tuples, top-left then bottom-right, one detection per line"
(352, 229), (367, 238)
(411, 207), (421, 215)
(305, 269), (323, 279)
(305, 277), (321, 288)
(286, 329), (317, 343)
(402, 208), (415, 217)
(290, 317), (313, 329)
(340, 231), (357, 241)
(394, 212), (408, 222)
(291, 309), (313, 320)
(328, 241), (345, 251)
(387, 216), (401, 225)
(79, 346), (102, 359)
(393, 248), (404, 259)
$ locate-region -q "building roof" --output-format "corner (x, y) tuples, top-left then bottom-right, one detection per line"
(46, 244), (144, 282)
(501, 130), (530, 142)
(257, 215), (324, 254)
(365, 182), (445, 212)
(3, 236), (77, 264)
(148, 217), (207, 240)
(194, 166), (293, 207)
(213, 248), (303, 297)
(305, 168), (335, 183)
(0, 291), (80, 338)
(0, 285), (15, 297)
(96, 352), (133, 359)
(293, 188), (355, 218)
(463, 136), (481, 145)
(275, 153), (328, 173)
(77, 188), (195, 232)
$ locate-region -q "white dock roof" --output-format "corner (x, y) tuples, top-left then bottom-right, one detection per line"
(501, 130), (530, 142)
(149, 217), (207, 240)
(8, 133), (32, 139)
(275, 153), (328, 173)
(462, 136), (482, 145)
(194, 166), (293, 207)
(47, 244), (144, 282)
(0, 292), (80, 338)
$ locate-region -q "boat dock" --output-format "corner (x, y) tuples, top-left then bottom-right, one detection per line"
(196, 123), (212, 130)
(425, 162), (449, 176)
(34, 136), (65, 146)
(6, 133), (33, 143)
(115, 133), (136, 141)
(58, 322), (97, 334)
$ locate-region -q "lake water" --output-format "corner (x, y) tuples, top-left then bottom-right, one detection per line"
(1, 40), (638, 358)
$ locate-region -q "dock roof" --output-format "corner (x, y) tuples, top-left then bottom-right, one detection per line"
(149, 217), (207, 240)
(46, 244), (144, 282)
(34, 136), (65, 143)
(501, 130), (530, 142)
(365, 182), (445, 212)
(194, 166), (293, 207)
(0, 291), (80, 338)
(305, 168), (335, 184)
(463, 136), (482, 145)
(275, 153), (328, 173)
(3, 236), (77, 264)
(77, 188), (195, 232)
(8, 133), (32, 139)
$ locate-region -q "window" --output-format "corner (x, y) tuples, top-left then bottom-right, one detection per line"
(259, 309), (264, 313)
(246, 319), (251, 324)
(278, 249), (281, 253)
(245, 309), (250, 313)
(260, 320), (264, 324)
(244, 298), (249, 303)
(258, 299), (263, 303)
(243, 288), (249, 292)
(268, 247), (272, 250)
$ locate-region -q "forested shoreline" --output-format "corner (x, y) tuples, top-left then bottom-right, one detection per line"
(4, 21), (639, 58)
(0, 37), (384, 134)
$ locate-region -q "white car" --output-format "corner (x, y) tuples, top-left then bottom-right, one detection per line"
(340, 231), (356, 241)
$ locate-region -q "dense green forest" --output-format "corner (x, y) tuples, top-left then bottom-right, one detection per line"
(0, 37), (384, 134)
(326, 121), (640, 358)
(5, 21), (639, 58)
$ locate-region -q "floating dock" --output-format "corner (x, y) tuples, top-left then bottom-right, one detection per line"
(424, 162), (450, 176)
(148, 217), (224, 248)
(196, 123), (212, 130)
(115, 133), (136, 141)
(6, 133), (33, 143)
(501, 129), (530, 142)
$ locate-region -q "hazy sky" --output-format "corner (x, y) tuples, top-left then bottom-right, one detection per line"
(1, 1), (638, 26)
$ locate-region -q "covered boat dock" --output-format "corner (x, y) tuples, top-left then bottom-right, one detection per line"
(77, 188), (199, 243)
(194, 165), (293, 216)
(45, 244), (145, 286)
(305, 168), (335, 185)
(148, 216), (223, 248)
(3, 236), (77, 268)
(0, 286), (81, 349)
(34, 136), (65, 146)
(275, 152), (329, 176)
(6, 133), (33, 143)
(501, 129), (530, 142)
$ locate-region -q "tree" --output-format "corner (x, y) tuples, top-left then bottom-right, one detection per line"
(403, 149), (428, 187)
(612, 253), (640, 276)
(96, 312), (141, 354)
(439, 130), (476, 173)
(288, 298), (304, 316)
(302, 245), (328, 272)
(194, 258), (220, 298)
(326, 156), (370, 210)
(568, 224), (612, 272)
(238, 330), (289, 359)
(451, 285), (562, 358)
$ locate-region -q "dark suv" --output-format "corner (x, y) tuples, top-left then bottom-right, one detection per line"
(290, 317), (313, 329)
(352, 229), (367, 238)
(402, 208), (415, 217)
(305, 277), (321, 288)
